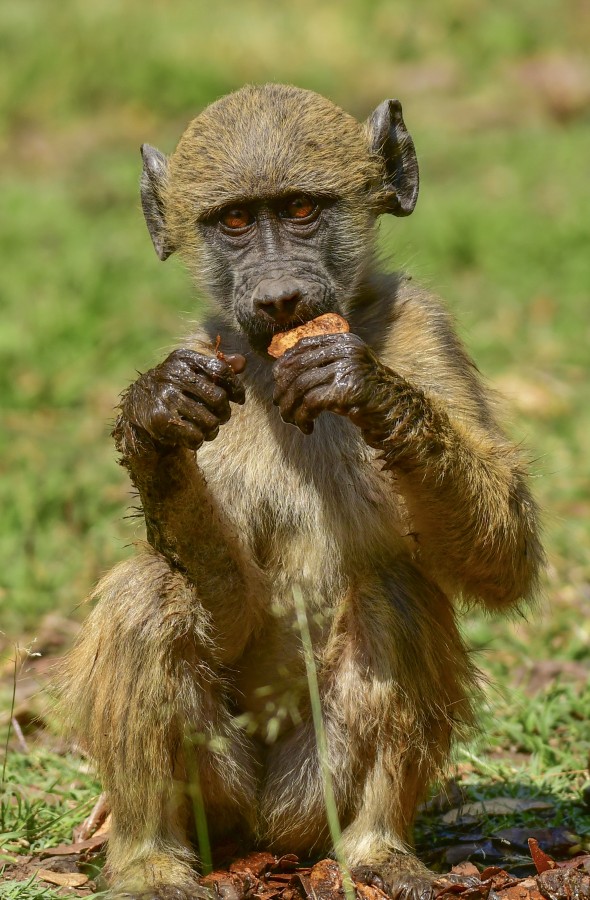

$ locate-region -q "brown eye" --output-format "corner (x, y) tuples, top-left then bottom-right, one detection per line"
(281, 196), (317, 220)
(220, 207), (254, 230)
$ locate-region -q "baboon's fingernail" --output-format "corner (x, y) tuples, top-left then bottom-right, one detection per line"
(223, 353), (247, 374)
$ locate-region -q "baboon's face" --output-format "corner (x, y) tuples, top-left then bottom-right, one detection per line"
(140, 85), (419, 355)
(197, 191), (368, 353)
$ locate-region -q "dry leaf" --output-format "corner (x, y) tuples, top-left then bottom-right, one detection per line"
(529, 838), (558, 875)
(229, 850), (275, 877)
(309, 859), (343, 900)
(537, 867), (590, 900)
(73, 793), (110, 842)
(450, 863), (481, 878)
(94, 812), (112, 837)
(37, 869), (89, 887)
(40, 833), (108, 857)
(442, 797), (553, 824)
(497, 879), (545, 900)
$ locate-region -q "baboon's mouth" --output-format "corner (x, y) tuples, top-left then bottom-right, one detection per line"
(266, 312), (350, 359)
(239, 299), (341, 356)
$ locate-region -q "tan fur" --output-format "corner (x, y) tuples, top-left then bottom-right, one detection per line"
(58, 85), (543, 897)
(166, 84), (381, 239)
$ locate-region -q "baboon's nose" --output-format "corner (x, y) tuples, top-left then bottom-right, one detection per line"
(253, 279), (303, 325)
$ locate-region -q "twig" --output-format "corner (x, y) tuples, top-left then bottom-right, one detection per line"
(11, 717), (29, 754)
(75, 792), (109, 841)
(1, 651), (18, 786)
(292, 585), (355, 900)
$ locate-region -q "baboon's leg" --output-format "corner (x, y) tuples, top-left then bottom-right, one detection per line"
(258, 716), (353, 855)
(58, 550), (258, 898)
(260, 561), (473, 888)
(333, 561), (475, 887)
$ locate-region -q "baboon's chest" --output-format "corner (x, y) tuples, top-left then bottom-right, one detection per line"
(197, 403), (403, 583)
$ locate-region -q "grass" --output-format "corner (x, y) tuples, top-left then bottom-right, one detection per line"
(0, 747), (103, 898)
(1, 0), (589, 894)
(0, 751), (99, 856)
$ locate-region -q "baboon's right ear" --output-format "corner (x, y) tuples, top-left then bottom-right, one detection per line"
(366, 99), (419, 217)
(140, 144), (175, 261)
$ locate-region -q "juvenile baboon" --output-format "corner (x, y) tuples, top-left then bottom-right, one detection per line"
(59, 84), (543, 899)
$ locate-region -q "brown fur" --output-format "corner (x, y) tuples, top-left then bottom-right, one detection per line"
(166, 84), (381, 243)
(57, 85), (543, 898)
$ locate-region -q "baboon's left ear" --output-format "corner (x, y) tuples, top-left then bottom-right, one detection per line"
(140, 144), (176, 261)
(366, 99), (419, 216)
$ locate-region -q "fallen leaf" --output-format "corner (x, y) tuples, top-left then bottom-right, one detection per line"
(73, 793), (110, 842)
(442, 798), (553, 824)
(37, 869), (89, 887)
(480, 867), (510, 880)
(451, 863), (481, 878)
(274, 854), (299, 872)
(201, 870), (245, 900)
(295, 870), (313, 899)
(479, 867), (514, 888)
(229, 850), (275, 878)
(529, 839), (558, 875)
(497, 828), (580, 857)
(40, 833), (108, 857)
(537, 867), (590, 900)
(95, 812), (112, 837)
(558, 856), (590, 873)
(498, 878), (545, 900)
(309, 859), (342, 900)
(442, 840), (505, 867)
(355, 883), (388, 900)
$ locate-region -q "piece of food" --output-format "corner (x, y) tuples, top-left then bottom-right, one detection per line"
(267, 313), (349, 358)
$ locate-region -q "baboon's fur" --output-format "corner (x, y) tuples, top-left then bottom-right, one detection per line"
(58, 85), (543, 898)
(166, 84), (381, 247)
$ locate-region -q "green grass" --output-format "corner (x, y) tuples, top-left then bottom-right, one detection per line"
(0, 747), (103, 899)
(1, 0), (589, 894)
(0, 751), (99, 856)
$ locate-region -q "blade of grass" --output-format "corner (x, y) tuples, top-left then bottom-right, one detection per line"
(292, 585), (355, 900)
(183, 733), (213, 876)
(1, 651), (18, 789)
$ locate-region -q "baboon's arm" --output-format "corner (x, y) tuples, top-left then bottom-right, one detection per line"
(374, 290), (544, 610)
(378, 394), (542, 611)
(112, 349), (266, 656)
(272, 292), (543, 610)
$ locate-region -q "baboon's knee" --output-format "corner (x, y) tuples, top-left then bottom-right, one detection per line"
(57, 550), (214, 802)
(58, 548), (258, 852)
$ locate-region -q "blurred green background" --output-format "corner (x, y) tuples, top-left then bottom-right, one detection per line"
(1, 0), (589, 762)
(1, 0), (590, 884)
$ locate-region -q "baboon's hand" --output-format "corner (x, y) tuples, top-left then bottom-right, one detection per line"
(271, 331), (410, 439)
(113, 349), (245, 455)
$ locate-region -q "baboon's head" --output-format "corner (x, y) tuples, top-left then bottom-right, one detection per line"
(140, 84), (419, 353)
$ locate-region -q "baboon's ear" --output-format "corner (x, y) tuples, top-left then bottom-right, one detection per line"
(140, 144), (175, 261)
(366, 99), (419, 216)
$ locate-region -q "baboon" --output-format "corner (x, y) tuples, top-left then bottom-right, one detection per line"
(59, 84), (543, 899)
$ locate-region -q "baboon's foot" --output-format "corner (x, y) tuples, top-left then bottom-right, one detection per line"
(352, 865), (435, 900)
(104, 854), (214, 900)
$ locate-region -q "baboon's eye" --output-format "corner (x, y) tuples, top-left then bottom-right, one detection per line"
(280, 196), (318, 220)
(220, 207), (254, 231)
